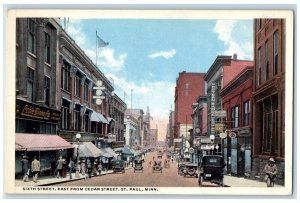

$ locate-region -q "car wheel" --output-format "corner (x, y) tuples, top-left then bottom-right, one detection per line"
(199, 175), (203, 187)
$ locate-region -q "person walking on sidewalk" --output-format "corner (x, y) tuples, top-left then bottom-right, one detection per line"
(21, 156), (29, 182)
(68, 158), (75, 179)
(56, 156), (64, 178)
(81, 159), (86, 176)
(87, 159), (92, 179)
(31, 156), (40, 183)
(51, 156), (56, 177)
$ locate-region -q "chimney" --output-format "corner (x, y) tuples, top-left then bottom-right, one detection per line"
(233, 53), (237, 60)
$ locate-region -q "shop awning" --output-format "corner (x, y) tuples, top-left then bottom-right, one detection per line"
(97, 113), (109, 124)
(90, 111), (101, 122)
(107, 117), (115, 123)
(102, 147), (118, 159)
(15, 133), (74, 151)
(77, 142), (102, 158)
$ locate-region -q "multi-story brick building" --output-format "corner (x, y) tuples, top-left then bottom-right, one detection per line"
(110, 93), (127, 149)
(57, 23), (114, 153)
(252, 19), (285, 185)
(204, 55), (253, 146)
(174, 71), (206, 152)
(15, 18), (73, 176)
(220, 67), (253, 176)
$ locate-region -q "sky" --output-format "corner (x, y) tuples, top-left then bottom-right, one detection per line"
(61, 18), (253, 141)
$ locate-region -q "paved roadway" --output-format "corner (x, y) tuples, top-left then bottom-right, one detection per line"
(55, 151), (209, 187)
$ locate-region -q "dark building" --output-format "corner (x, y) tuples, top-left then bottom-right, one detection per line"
(15, 18), (73, 176)
(252, 19), (285, 185)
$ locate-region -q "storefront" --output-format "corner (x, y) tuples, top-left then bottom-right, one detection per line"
(15, 133), (73, 177)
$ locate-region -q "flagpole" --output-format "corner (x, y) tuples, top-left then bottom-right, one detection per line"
(96, 31), (98, 67)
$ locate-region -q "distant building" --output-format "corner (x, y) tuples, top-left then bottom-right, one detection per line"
(125, 109), (144, 148)
(167, 110), (175, 148)
(252, 19), (285, 185)
(149, 128), (158, 147)
(124, 115), (139, 147)
(174, 71), (206, 152)
(110, 93), (127, 149)
(142, 106), (151, 148)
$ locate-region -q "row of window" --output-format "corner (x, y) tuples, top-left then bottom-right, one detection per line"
(27, 67), (51, 106)
(230, 100), (251, 128)
(27, 19), (51, 64)
(257, 31), (278, 86)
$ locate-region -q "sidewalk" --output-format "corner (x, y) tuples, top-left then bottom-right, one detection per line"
(223, 175), (284, 187)
(15, 166), (133, 187)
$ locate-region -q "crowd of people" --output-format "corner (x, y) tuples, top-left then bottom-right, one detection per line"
(20, 155), (110, 183)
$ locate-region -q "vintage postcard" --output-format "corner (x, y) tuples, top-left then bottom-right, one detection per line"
(5, 9), (294, 195)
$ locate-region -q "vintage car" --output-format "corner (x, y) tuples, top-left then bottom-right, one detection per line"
(134, 159), (143, 173)
(112, 160), (125, 173)
(157, 151), (163, 159)
(177, 162), (189, 176)
(198, 155), (226, 187)
(152, 161), (163, 173)
(182, 163), (198, 178)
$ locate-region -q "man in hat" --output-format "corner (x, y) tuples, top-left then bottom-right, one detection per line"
(21, 155), (29, 182)
(264, 157), (278, 186)
(31, 156), (40, 183)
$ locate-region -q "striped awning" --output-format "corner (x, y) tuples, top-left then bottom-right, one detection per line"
(76, 142), (102, 158)
(15, 133), (74, 151)
(90, 111), (109, 124)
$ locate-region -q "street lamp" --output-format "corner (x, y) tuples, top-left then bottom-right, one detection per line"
(209, 135), (215, 155)
(216, 145), (219, 154)
(75, 133), (81, 178)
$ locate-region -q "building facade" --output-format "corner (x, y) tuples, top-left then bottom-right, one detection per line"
(252, 19), (285, 185)
(220, 67), (253, 176)
(124, 109), (144, 149)
(57, 23), (114, 151)
(110, 93), (127, 149)
(174, 71), (206, 151)
(142, 106), (151, 148)
(15, 18), (73, 176)
(124, 115), (139, 148)
(204, 55), (253, 144)
(167, 110), (175, 148)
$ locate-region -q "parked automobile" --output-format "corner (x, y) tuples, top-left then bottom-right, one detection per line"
(177, 162), (189, 176)
(152, 161), (163, 173)
(134, 159), (143, 173)
(112, 160), (125, 173)
(198, 155), (226, 187)
(182, 163), (198, 178)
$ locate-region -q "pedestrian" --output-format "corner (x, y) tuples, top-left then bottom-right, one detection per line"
(87, 159), (92, 179)
(81, 159), (86, 176)
(56, 156), (64, 178)
(264, 157), (278, 187)
(98, 162), (102, 175)
(21, 155), (29, 182)
(31, 156), (40, 183)
(93, 160), (98, 176)
(50, 156), (56, 177)
(68, 158), (74, 179)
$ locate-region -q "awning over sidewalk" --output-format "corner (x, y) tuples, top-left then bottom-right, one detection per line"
(101, 147), (118, 159)
(90, 111), (109, 124)
(77, 142), (102, 158)
(15, 133), (74, 151)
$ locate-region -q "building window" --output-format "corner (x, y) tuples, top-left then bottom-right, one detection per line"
(98, 123), (103, 135)
(91, 122), (96, 133)
(273, 31), (278, 75)
(231, 106), (239, 128)
(243, 101), (250, 126)
(61, 99), (70, 130)
(27, 19), (36, 54)
(44, 76), (50, 106)
(61, 62), (70, 92)
(92, 87), (96, 105)
(74, 76), (81, 98)
(84, 81), (89, 101)
(257, 48), (261, 86)
(44, 32), (50, 64)
(257, 19), (262, 30)
(84, 111), (89, 132)
(265, 40), (269, 80)
(27, 67), (34, 102)
(74, 105), (81, 131)
(185, 83), (189, 96)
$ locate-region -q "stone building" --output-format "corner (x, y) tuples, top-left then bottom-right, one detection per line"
(252, 19), (285, 185)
